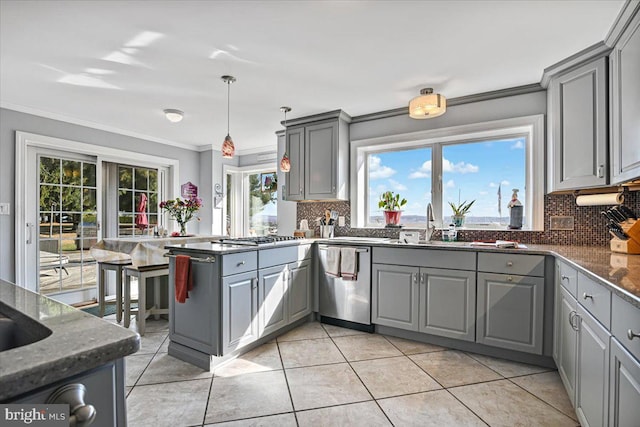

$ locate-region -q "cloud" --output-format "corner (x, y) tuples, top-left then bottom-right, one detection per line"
(445, 179), (455, 188)
(489, 180), (510, 188)
(489, 182), (497, 188)
(511, 140), (524, 149)
(501, 180), (510, 186)
(479, 191), (488, 195)
(389, 179), (407, 191)
(369, 156), (396, 179)
(443, 158), (479, 174)
(408, 160), (432, 179)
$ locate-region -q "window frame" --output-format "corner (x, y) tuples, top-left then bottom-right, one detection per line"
(350, 115), (545, 231)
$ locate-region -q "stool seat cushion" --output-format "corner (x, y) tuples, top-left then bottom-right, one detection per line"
(125, 263), (169, 273)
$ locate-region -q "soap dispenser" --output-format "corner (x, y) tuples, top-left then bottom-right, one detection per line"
(508, 189), (523, 229)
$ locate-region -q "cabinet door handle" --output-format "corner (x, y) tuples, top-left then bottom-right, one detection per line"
(561, 275), (569, 282)
(628, 329), (640, 341)
(569, 310), (580, 331)
(47, 383), (96, 426)
(506, 261), (513, 267)
(413, 273), (418, 284)
(583, 293), (593, 301)
(598, 164), (604, 178)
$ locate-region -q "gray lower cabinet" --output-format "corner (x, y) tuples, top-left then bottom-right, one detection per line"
(222, 271), (258, 353)
(476, 272), (544, 354)
(288, 259), (312, 323)
(11, 361), (124, 427)
(575, 304), (610, 427)
(258, 265), (288, 337)
(548, 56), (608, 191)
(609, 337), (640, 427)
(419, 268), (476, 342)
(372, 264), (419, 331)
(555, 284), (578, 406)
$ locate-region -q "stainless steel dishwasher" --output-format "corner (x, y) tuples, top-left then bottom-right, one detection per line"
(318, 245), (373, 332)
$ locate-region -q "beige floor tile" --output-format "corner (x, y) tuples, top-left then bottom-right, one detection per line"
(158, 336), (169, 353)
(277, 321), (328, 342)
(450, 379), (577, 427)
(297, 401), (392, 427)
(137, 352), (213, 385)
(321, 323), (370, 338)
(384, 335), (446, 355)
(466, 352), (551, 378)
(332, 334), (402, 361)
(127, 378), (211, 427)
(279, 338), (345, 368)
(204, 413), (297, 427)
(410, 350), (501, 387)
(214, 343), (282, 377)
(511, 371), (578, 421)
(205, 370), (292, 424)
(137, 332), (169, 355)
(130, 317), (170, 334)
(378, 389), (485, 426)
(351, 356), (441, 398)
(125, 353), (154, 386)
(286, 363), (372, 411)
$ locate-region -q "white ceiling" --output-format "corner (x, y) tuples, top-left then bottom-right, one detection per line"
(0, 0), (625, 154)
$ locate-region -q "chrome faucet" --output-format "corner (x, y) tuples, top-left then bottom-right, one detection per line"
(426, 203), (436, 242)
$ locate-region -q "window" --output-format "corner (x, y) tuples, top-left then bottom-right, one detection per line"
(117, 165), (159, 236)
(224, 164), (278, 237)
(351, 115), (544, 231)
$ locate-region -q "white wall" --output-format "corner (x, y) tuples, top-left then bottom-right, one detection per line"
(0, 108), (205, 282)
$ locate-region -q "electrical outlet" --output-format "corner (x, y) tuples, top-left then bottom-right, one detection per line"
(0, 203), (9, 215)
(338, 216), (345, 226)
(550, 216), (574, 230)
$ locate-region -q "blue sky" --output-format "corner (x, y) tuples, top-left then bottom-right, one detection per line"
(368, 138), (526, 219)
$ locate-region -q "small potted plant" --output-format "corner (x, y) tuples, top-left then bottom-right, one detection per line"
(378, 191), (407, 226)
(448, 200), (475, 227)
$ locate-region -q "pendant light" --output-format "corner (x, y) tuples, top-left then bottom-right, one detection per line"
(221, 75), (236, 158)
(279, 106), (292, 172)
(409, 87), (446, 119)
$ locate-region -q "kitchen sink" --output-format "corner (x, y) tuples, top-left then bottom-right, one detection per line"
(0, 305), (52, 353)
(390, 239), (471, 247)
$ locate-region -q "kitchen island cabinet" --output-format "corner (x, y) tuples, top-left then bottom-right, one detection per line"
(167, 242), (312, 371)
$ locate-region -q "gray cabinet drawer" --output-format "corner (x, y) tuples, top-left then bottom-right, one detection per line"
(372, 247), (476, 271)
(577, 272), (611, 330)
(611, 294), (640, 360)
(558, 260), (578, 297)
(222, 251), (257, 276)
(478, 253), (544, 277)
(259, 246), (297, 269)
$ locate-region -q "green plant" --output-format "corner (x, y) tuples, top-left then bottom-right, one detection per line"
(449, 200), (475, 216)
(378, 191), (407, 211)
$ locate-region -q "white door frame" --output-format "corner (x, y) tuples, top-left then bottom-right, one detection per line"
(15, 131), (180, 290)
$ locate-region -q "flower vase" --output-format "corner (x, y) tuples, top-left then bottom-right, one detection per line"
(452, 215), (465, 227)
(383, 210), (402, 226)
(179, 222), (187, 236)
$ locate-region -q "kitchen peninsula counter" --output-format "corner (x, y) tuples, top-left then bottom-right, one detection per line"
(0, 280), (139, 401)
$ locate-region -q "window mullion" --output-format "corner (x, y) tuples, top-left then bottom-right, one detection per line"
(432, 143), (443, 228)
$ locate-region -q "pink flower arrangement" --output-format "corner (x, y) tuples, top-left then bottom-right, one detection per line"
(159, 196), (202, 235)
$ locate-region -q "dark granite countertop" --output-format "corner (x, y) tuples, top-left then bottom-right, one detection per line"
(0, 280), (140, 401)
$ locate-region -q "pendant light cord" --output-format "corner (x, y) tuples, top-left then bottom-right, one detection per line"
(226, 81), (230, 135)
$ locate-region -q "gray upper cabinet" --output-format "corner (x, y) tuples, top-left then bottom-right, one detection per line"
(285, 126), (305, 201)
(610, 6), (640, 184)
(477, 272), (545, 354)
(419, 268), (476, 342)
(372, 263), (419, 331)
(284, 110), (351, 201)
(548, 56), (608, 191)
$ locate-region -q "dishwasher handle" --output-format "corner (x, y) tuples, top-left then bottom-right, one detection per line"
(318, 245), (369, 253)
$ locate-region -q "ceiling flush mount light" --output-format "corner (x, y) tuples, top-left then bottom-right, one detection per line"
(409, 88), (447, 119)
(279, 106), (292, 172)
(163, 109), (184, 123)
(221, 75), (236, 158)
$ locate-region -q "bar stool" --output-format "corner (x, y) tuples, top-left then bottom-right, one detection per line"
(97, 259), (132, 322)
(123, 264), (170, 335)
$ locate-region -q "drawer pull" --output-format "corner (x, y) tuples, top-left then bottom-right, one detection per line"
(583, 293), (594, 301)
(561, 275), (569, 282)
(628, 329), (640, 341)
(506, 261), (514, 267)
(507, 276), (513, 282)
(47, 383), (96, 426)
(237, 260), (246, 266)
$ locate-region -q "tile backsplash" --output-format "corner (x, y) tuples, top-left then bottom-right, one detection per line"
(296, 191), (640, 247)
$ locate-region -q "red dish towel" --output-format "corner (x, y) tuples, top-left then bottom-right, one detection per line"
(175, 255), (193, 303)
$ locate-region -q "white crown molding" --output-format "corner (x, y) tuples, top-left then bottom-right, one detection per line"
(1, 101), (200, 151)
